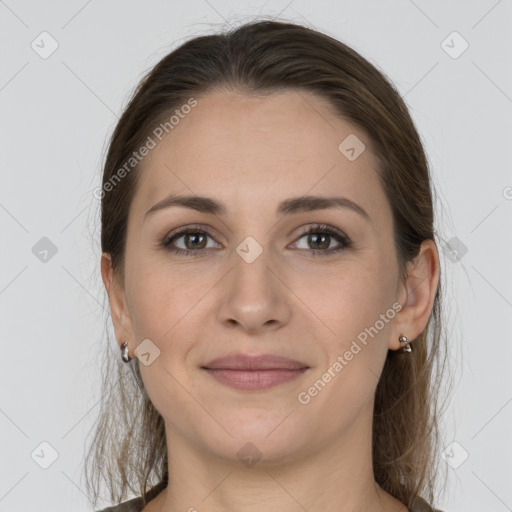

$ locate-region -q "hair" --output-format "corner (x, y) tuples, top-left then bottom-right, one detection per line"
(85, 18), (451, 511)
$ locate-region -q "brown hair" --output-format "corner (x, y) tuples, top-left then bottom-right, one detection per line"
(85, 18), (451, 510)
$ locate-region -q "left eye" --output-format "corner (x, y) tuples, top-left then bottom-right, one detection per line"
(291, 224), (351, 254)
(293, 229), (347, 252)
(162, 224), (351, 257)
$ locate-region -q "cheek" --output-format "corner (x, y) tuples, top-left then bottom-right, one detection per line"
(125, 259), (216, 388)
(297, 269), (395, 428)
(127, 265), (205, 423)
(309, 259), (397, 374)
(308, 260), (394, 329)
(125, 255), (199, 339)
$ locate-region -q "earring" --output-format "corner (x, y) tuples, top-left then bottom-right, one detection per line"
(399, 335), (412, 353)
(121, 341), (132, 362)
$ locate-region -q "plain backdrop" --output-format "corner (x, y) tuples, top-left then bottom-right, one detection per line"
(0, 1), (511, 511)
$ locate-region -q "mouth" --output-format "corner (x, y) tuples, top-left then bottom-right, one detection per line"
(201, 354), (310, 391)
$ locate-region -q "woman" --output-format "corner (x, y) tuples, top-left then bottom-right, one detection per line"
(85, 19), (449, 512)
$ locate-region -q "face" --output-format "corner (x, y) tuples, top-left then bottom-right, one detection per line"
(109, 89), (408, 465)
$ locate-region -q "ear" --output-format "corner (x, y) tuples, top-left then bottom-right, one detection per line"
(101, 253), (135, 354)
(389, 239), (440, 351)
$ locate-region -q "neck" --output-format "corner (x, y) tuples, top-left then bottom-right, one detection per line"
(150, 403), (404, 512)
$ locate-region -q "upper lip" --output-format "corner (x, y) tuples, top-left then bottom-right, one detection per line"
(202, 354), (309, 370)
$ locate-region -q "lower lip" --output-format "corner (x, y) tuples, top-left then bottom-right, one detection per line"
(203, 368), (308, 390)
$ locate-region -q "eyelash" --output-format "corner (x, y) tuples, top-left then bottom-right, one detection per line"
(161, 223), (352, 258)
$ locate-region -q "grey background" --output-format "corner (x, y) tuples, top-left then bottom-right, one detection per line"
(1, 1), (511, 511)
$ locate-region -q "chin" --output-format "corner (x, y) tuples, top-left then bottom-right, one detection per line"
(209, 436), (304, 468)
(192, 413), (312, 467)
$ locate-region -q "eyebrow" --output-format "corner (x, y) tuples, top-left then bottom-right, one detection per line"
(144, 194), (370, 222)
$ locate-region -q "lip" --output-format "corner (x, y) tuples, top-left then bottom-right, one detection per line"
(201, 354), (310, 391)
(202, 354), (309, 371)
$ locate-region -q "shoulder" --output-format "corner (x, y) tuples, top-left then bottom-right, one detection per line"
(409, 495), (444, 512)
(95, 480), (167, 512)
(95, 496), (144, 512)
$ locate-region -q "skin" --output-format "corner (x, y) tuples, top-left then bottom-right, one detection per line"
(101, 89), (440, 512)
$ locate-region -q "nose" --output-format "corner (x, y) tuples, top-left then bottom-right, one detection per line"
(217, 244), (292, 334)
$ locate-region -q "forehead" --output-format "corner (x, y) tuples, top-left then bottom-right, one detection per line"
(131, 89), (390, 225)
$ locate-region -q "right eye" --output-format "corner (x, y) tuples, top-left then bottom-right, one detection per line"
(161, 226), (221, 257)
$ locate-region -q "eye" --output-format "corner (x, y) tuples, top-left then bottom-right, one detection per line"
(161, 223), (351, 257)
(161, 224), (221, 257)
(291, 224), (352, 256)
